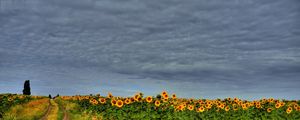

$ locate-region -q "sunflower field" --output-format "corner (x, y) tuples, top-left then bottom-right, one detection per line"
(60, 91), (300, 120)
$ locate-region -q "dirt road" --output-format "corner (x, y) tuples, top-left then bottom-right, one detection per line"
(39, 99), (69, 120)
(39, 99), (52, 120)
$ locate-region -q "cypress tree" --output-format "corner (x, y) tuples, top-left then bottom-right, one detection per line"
(22, 80), (31, 95)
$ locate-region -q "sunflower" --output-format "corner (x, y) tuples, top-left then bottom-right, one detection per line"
(219, 103), (225, 109)
(182, 102), (187, 108)
(162, 98), (168, 103)
(205, 104), (212, 109)
(242, 104), (248, 110)
(176, 105), (181, 111)
(238, 101), (243, 106)
(246, 102), (251, 107)
(125, 98), (131, 104)
(134, 94), (141, 101)
(137, 97), (142, 102)
(225, 106), (230, 112)
(198, 100), (204, 104)
(197, 106), (205, 112)
(145, 96), (153, 103)
(161, 91), (168, 96)
(268, 98), (274, 103)
(89, 99), (93, 103)
(155, 100), (161, 107)
(293, 104), (299, 109)
(234, 98), (239, 103)
(255, 104), (261, 109)
(99, 98), (106, 104)
(94, 100), (99, 105)
(275, 103), (281, 109)
(89, 99), (98, 105)
(188, 105), (194, 111)
(286, 107), (292, 114)
(111, 99), (117, 106)
(267, 108), (272, 113)
(262, 98), (267, 103)
(130, 98), (135, 102)
(189, 98), (194, 103)
(249, 102), (253, 106)
(163, 94), (169, 99)
(177, 105), (185, 111)
(233, 104), (239, 111)
(108, 92), (113, 98)
(116, 100), (124, 108)
(280, 102), (285, 106)
(206, 101), (212, 105)
(8, 97), (14, 102)
(172, 94), (177, 99)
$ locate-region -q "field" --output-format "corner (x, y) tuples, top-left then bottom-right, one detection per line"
(1, 92), (300, 120)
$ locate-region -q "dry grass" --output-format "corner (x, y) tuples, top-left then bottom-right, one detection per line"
(3, 98), (49, 120)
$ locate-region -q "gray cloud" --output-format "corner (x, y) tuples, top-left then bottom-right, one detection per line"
(0, 0), (300, 99)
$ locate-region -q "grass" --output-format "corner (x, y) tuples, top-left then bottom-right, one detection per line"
(2, 98), (49, 120)
(55, 98), (99, 120)
(57, 104), (64, 120)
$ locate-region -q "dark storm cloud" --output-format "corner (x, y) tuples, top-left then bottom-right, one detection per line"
(0, 0), (300, 99)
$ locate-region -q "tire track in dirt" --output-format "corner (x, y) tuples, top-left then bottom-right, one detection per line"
(57, 99), (69, 120)
(39, 99), (52, 120)
(62, 106), (69, 120)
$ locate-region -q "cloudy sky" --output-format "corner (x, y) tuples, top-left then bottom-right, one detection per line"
(0, 0), (300, 99)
